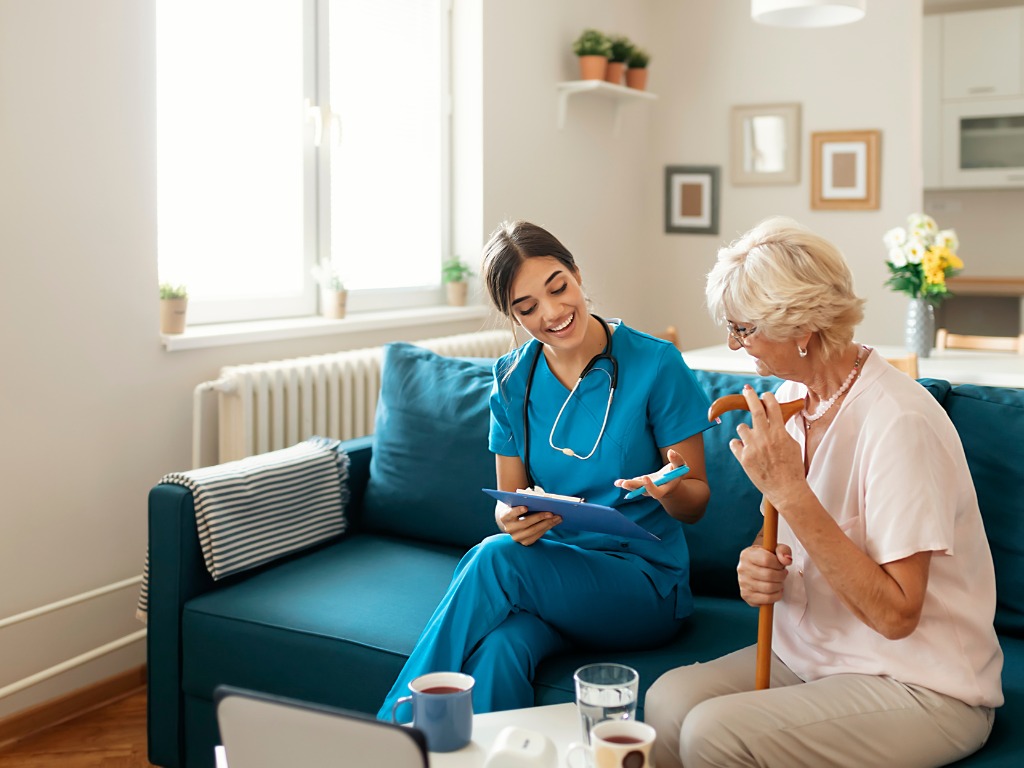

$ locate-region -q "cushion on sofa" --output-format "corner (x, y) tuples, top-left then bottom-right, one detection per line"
(943, 384), (1024, 638)
(181, 533), (465, 713)
(685, 371), (784, 598)
(364, 343), (498, 549)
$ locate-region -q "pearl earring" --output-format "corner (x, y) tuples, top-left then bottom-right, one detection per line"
(797, 345), (808, 358)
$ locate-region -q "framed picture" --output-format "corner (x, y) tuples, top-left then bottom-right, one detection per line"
(730, 103), (801, 185)
(664, 165), (720, 234)
(810, 130), (881, 210)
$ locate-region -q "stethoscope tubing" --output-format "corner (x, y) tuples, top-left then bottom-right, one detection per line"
(522, 314), (617, 488)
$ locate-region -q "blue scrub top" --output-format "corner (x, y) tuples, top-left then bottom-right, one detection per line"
(488, 320), (714, 618)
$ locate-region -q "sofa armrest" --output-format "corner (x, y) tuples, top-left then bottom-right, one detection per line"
(146, 483), (213, 767)
(146, 434), (375, 767)
(338, 435), (372, 529)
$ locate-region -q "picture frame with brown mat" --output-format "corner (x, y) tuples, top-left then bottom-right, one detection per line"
(664, 165), (720, 235)
(810, 129), (881, 210)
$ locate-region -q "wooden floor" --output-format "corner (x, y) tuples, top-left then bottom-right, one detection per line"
(0, 689), (150, 767)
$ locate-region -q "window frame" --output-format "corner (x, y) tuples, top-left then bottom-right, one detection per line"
(157, 0), (454, 325)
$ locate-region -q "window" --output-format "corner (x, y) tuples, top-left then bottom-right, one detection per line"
(156, 0), (450, 324)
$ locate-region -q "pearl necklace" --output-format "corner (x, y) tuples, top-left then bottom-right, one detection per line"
(802, 346), (866, 429)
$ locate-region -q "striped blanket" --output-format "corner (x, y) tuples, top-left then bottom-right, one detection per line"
(136, 437), (349, 623)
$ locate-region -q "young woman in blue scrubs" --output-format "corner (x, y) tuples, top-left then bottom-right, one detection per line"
(378, 220), (713, 717)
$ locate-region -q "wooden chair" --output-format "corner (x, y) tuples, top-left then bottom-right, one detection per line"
(885, 352), (919, 378)
(661, 325), (682, 350)
(935, 328), (1024, 354)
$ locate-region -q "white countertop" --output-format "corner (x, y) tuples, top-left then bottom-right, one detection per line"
(682, 344), (1024, 389)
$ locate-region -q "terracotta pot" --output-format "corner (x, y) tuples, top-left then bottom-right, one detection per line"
(605, 61), (626, 86)
(578, 55), (608, 81)
(320, 288), (348, 319)
(160, 298), (187, 334)
(625, 68), (648, 91)
(445, 281), (469, 307)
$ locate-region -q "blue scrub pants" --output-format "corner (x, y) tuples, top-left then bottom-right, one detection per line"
(378, 533), (684, 719)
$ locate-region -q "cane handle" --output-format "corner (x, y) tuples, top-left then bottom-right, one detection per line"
(707, 392), (803, 690)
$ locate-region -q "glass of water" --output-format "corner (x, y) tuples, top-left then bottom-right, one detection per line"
(573, 663), (639, 745)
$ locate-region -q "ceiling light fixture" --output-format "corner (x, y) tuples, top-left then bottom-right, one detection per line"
(751, 0), (866, 28)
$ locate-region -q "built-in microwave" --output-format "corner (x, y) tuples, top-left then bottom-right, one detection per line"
(942, 98), (1024, 188)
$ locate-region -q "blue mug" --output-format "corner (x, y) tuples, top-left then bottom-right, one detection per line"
(390, 672), (474, 752)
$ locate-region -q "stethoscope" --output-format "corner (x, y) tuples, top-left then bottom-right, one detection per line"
(522, 314), (618, 488)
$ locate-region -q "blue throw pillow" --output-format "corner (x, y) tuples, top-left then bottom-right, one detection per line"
(944, 384), (1024, 638)
(363, 343), (499, 549)
(686, 370), (784, 598)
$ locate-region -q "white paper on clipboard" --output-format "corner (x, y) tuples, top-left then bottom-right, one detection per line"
(482, 489), (660, 541)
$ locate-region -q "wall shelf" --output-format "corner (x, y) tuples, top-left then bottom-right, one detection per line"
(556, 80), (657, 135)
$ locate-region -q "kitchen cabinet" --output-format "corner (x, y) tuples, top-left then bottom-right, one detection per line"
(923, 15), (942, 189)
(941, 7), (1022, 101)
(925, 6), (1024, 189)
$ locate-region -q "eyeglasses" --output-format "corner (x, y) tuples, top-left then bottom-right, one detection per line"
(726, 320), (758, 347)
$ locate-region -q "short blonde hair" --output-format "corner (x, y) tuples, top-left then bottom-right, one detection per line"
(706, 217), (865, 361)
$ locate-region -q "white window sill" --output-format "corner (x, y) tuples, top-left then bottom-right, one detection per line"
(161, 304), (491, 351)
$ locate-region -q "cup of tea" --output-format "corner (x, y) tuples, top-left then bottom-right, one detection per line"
(390, 671), (474, 752)
(566, 720), (656, 768)
(573, 663), (639, 745)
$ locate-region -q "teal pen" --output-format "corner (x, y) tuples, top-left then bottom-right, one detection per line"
(623, 464), (690, 499)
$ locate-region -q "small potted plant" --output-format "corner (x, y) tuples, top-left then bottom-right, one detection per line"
(311, 259), (348, 319)
(441, 256), (474, 307)
(625, 47), (650, 91)
(572, 28), (612, 81)
(607, 36), (634, 86)
(159, 283), (188, 334)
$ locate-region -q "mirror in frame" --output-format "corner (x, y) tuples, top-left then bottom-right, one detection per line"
(730, 103), (801, 185)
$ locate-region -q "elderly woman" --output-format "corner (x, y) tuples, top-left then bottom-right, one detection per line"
(645, 218), (1003, 768)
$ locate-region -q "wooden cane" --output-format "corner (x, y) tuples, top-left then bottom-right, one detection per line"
(708, 393), (804, 690)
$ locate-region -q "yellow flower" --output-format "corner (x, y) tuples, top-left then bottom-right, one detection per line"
(882, 213), (964, 301)
(922, 248), (947, 286)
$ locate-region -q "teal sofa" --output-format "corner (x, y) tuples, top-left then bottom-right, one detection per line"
(146, 343), (1023, 768)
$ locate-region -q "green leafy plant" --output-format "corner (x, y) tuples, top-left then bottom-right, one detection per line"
(441, 256), (474, 284)
(311, 259), (346, 291)
(572, 28), (612, 58)
(159, 282), (188, 300)
(609, 36), (634, 64)
(626, 47), (650, 69)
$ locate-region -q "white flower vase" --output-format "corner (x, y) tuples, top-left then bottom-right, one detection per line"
(905, 298), (935, 358)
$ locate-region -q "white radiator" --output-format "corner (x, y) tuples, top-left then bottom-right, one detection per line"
(193, 329), (514, 467)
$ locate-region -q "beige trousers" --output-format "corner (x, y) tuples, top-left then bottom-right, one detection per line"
(644, 645), (994, 768)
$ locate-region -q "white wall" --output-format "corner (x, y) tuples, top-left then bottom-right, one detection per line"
(0, 0), (486, 719)
(925, 189), (1024, 275)
(0, 0), (925, 719)
(638, 0), (924, 350)
(480, 0), (655, 334)
(475, 1), (923, 351)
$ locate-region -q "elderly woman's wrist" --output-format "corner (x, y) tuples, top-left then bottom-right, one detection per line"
(771, 483), (814, 518)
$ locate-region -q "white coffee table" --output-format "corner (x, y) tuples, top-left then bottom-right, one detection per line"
(429, 702), (582, 767)
(214, 702), (583, 768)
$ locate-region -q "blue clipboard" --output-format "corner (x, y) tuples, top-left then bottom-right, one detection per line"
(482, 489), (660, 541)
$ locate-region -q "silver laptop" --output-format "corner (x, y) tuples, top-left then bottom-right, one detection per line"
(215, 686), (428, 768)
